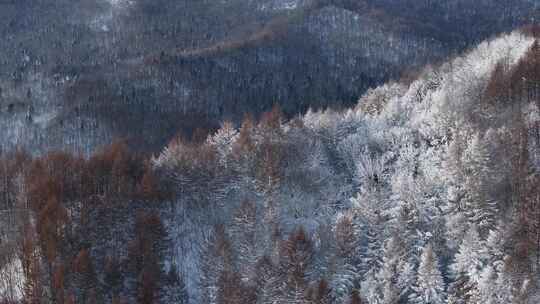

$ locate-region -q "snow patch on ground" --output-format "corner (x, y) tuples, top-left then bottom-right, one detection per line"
(0, 258), (24, 302)
(91, 0), (134, 32)
(107, 0), (134, 7)
(259, 0), (300, 11)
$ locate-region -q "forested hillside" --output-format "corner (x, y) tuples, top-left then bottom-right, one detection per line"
(1, 27), (540, 303)
(0, 0), (538, 152)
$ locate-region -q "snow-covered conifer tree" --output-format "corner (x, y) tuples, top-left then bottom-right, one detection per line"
(410, 244), (446, 304)
(461, 133), (498, 233)
(378, 235), (414, 304)
(449, 224), (485, 302)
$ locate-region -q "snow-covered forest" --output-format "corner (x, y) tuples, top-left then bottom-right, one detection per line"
(1, 26), (540, 303)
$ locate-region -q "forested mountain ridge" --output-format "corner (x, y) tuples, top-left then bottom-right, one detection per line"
(0, 0), (538, 153)
(1, 27), (540, 303)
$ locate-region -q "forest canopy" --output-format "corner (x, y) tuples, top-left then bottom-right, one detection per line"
(1, 27), (540, 303)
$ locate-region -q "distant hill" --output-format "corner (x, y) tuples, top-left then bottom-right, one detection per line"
(0, 0), (538, 153)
